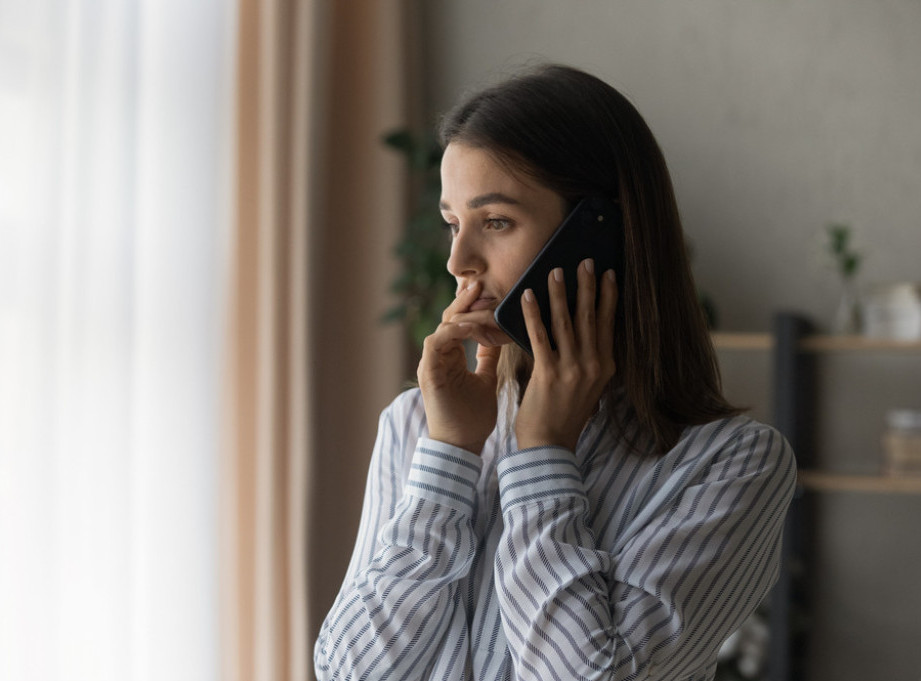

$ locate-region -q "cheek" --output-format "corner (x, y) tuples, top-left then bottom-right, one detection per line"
(496, 251), (542, 296)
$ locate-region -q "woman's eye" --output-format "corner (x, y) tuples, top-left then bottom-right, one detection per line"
(442, 222), (459, 237)
(485, 218), (511, 231)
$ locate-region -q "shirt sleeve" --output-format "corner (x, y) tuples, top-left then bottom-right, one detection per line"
(314, 392), (483, 681)
(493, 422), (797, 680)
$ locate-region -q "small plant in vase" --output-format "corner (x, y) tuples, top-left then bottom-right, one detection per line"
(825, 222), (863, 335)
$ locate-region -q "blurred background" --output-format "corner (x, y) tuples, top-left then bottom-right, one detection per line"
(1, 1), (918, 680)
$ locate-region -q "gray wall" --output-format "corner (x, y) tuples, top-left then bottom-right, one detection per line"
(420, 1), (921, 679)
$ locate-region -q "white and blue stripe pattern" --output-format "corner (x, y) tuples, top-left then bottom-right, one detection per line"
(314, 388), (796, 680)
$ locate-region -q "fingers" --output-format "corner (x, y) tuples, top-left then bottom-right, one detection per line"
(520, 288), (551, 363)
(474, 343), (501, 381)
(457, 320), (507, 348)
(575, 259), (597, 355)
(596, 268), (618, 370)
(419, 319), (476, 371)
(515, 262), (618, 450)
(520, 265), (579, 363)
(543, 259), (597, 358)
(442, 281), (481, 322)
(547, 266), (576, 359)
(441, 281), (511, 347)
(593, 268), (618, 384)
(522, 260), (617, 368)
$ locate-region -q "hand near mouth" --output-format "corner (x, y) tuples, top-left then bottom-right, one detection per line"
(444, 288), (512, 348)
(416, 282), (507, 454)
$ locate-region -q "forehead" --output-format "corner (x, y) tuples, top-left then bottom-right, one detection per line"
(439, 143), (542, 206)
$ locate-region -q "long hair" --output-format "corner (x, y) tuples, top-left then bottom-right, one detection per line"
(438, 64), (741, 454)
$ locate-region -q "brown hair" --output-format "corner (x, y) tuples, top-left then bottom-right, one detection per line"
(438, 64), (741, 454)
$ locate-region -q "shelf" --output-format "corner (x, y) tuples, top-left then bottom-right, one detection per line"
(710, 332), (773, 350)
(800, 336), (921, 352)
(712, 332), (921, 353)
(724, 313), (921, 677)
(797, 470), (921, 494)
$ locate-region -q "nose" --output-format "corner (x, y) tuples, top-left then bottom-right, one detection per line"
(446, 225), (485, 280)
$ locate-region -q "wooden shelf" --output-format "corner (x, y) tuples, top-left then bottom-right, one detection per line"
(797, 470), (921, 494)
(712, 332), (921, 353)
(710, 332), (773, 350)
(798, 336), (921, 352)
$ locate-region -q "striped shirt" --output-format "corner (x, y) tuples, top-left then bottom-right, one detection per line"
(314, 388), (796, 681)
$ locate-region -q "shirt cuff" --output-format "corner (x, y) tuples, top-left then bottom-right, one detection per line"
(496, 446), (586, 515)
(405, 438), (483, 513)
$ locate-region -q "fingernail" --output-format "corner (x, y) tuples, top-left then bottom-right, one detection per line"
(553, 268), (563, 282)
(523, 289), (535, 303)
(584, 258), (594, 274)
(606, 269), (616, 282)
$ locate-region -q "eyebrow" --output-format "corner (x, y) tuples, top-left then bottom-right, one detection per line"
(439, 192), (522, 211)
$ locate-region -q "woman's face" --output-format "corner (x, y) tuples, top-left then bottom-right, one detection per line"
(439, 143), (567, 313)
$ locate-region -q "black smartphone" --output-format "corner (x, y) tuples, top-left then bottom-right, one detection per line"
(493, 196), (625, 356)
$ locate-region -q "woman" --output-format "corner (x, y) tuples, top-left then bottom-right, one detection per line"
(314, 64), (796, 681)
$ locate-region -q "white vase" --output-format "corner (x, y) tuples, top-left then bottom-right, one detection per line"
(832, 278), (861, 335)
(863, 283), (921, 340)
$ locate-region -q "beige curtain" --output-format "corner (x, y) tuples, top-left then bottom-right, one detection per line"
(222, 2), (415, 680)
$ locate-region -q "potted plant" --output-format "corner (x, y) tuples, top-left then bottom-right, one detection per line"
(381, 129), (455, 351)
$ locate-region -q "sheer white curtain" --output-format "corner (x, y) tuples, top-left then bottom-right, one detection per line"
(0, 1), (236, 680)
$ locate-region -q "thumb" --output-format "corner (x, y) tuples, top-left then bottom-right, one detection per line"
(474, 343), (501, 382)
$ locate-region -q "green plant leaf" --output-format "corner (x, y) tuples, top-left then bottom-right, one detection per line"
(382, 127), (451, 350)
(382, 130), (414, 154)
(824, 222), (862, 279)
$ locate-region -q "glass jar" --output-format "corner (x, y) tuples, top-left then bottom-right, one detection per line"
(882, 409), (921, 475)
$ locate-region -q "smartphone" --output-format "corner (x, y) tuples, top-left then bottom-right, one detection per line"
(493, 196), (625, 356)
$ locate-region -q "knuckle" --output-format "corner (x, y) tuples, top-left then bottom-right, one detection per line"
(423, 328), (441, 347)
(422, 325), (448, 350)
(560, 366), (582, 385)
(536, 366), (560, 385)
(583, 358), (602, 379)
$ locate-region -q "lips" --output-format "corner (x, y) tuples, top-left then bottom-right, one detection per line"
(469, 296), (498, 311)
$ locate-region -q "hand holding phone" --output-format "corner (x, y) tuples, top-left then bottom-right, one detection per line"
(493, 197), (625, 356)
